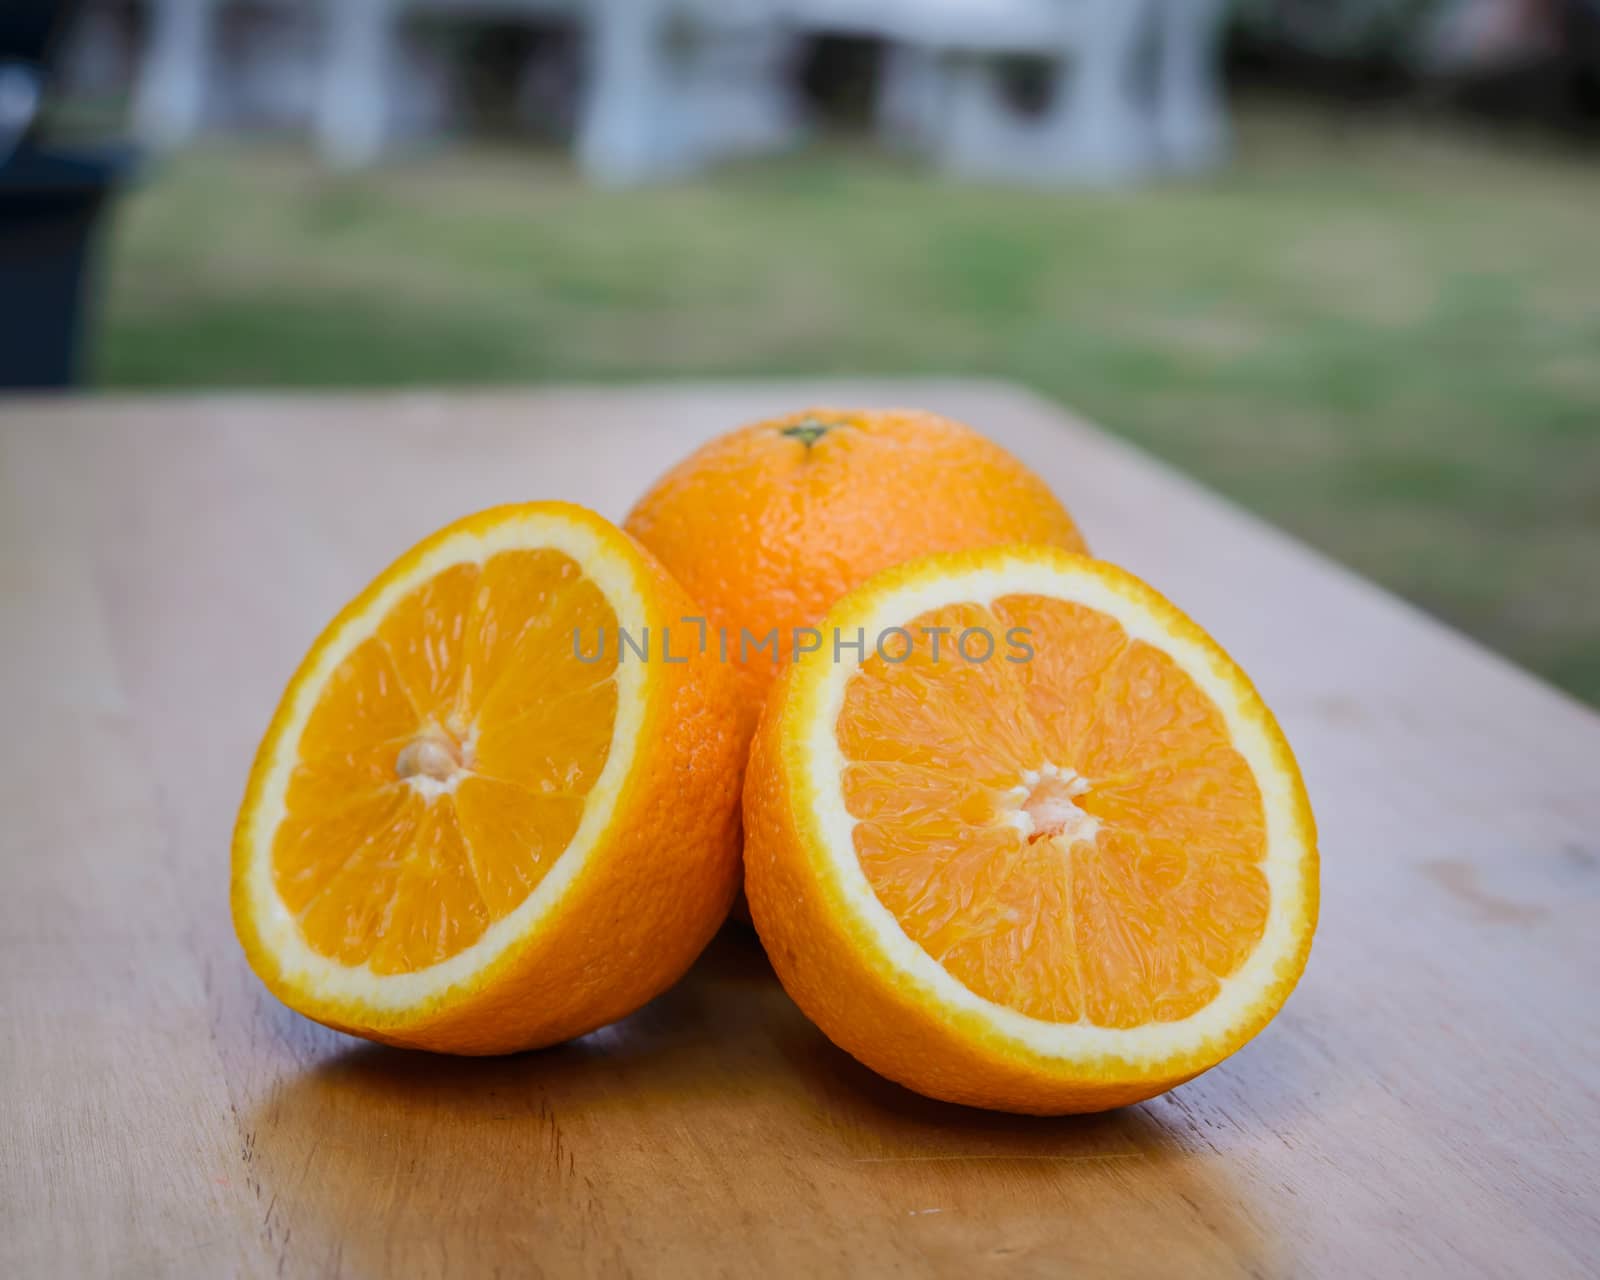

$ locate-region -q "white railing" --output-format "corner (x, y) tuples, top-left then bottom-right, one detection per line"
(108, 0), (1230, 184)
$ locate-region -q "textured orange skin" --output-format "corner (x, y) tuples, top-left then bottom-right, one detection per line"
(743, 547), (1320, 1114)
(623, 408), (1087, 722)
(232, 503), (745, 1055)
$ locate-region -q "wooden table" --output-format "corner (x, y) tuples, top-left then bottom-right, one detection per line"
(3, 383), (1596, 1278)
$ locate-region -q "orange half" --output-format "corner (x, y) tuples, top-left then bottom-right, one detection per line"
(744, 546), (1318, 1113)
(233, 502), (744, 1053)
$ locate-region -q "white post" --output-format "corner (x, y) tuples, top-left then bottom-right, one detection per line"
(315, 0), (395, 169)
(681, 19), (800, 159)
(1051, 0), (1156, 183)
(933, 0), (1158, 186)
(1154, 0), (1230, 173)
(576, 0), (682, 185)
(132, 0), (214, 149)
(939, 54), (1016, 178)
(235, 4), (320, 131)
(877, 42), (945, 153)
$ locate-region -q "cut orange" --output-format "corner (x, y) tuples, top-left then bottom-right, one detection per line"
(233, 502), (744, 1054)
(744, 546), (1318, 1113)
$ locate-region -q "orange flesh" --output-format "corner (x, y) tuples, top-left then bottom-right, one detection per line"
(274, 550), (620, 974)
(838, 597), (1269, 1028)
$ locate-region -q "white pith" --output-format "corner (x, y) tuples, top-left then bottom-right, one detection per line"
(1001, 763), (1099, 843)
(801, 555), (1313, 1064)
(396, 728), (470, 798)
(241, 512), (649, 1012)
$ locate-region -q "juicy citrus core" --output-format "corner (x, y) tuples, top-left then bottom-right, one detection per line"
(744, 547), (1318, 1113)
(395, 731), (462, 784)
(1012, 766), (1099, 844)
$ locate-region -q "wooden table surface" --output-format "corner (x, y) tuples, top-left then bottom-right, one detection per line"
(2, 382), (1596, 1278)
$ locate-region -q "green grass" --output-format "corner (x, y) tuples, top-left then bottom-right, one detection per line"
(96, 103), (1600, 705)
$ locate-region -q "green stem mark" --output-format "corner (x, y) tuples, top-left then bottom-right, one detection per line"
(780, 419), (835, 450)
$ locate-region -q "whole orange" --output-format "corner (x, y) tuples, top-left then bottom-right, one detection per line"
(624, 407), (1088, 721)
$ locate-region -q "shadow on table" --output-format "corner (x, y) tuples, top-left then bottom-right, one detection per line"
(242, 932), (1284, 1275)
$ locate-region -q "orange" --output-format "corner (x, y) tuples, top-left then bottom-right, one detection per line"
(624, 407), (1087, 720)
(744, 546), (1318, 1113)
(232, 502), (744, 1054)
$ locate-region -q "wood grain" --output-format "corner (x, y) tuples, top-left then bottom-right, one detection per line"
(1, 382), (1596, 1278)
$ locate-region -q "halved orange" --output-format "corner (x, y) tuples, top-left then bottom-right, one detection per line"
(233, 502), (744, 1054)
(744, 546), (1318, 1113)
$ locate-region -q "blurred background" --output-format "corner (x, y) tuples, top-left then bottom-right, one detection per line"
(4, 0), (1598, 704)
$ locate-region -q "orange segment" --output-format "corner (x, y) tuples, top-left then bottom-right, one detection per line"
(472, 575), (620, 793)
(369, 801), (490, 976)
(273, 788), (419, 917)
(283, 741), (403, 814)
(456, 549), (588, 721)
(1077, 639), (1242, 782)
(473, 678), (618, 795)
(291, 791), (423, 967)
(990, 596), (1127, 765)
(837, 603), (1041, 785)
(857, 815), (1083, 1024)
(296, 636), (418, 757)
(452, 776), (584, 917)
(377, 561), (479, 723)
